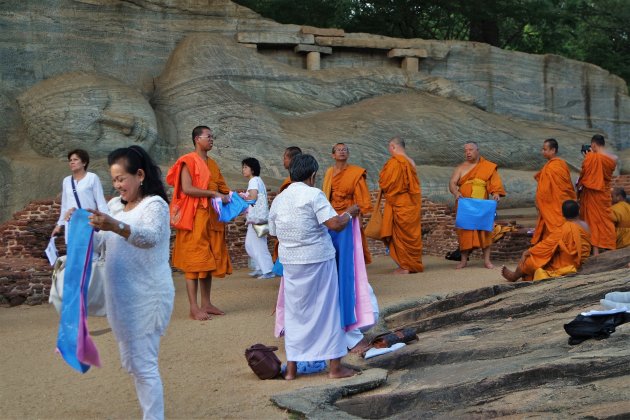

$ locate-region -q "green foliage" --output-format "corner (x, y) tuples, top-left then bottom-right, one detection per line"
(234, 0), (629, 86)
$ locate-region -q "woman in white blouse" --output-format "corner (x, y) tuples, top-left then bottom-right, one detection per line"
(269, 154), (359, 380)
(241, 157), (274, 279)
(51, 149), (109, 241)
(88, 146), (174, 420)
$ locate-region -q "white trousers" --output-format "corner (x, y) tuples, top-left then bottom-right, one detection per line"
(118, 332), (164, 420)
(245, 224), (274, 274)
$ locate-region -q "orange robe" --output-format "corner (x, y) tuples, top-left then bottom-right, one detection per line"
(457, 157), (506, 251)
(378, 155), (423, 272)
(323, 165), (373, 264)
(611, 200), (630, 249)
(171, 156), (232, 278)
(532, 157), (576, 244)
(272, 176), (292, 262)
(518, 220), (591, 281)
(577, 153), (617, 250)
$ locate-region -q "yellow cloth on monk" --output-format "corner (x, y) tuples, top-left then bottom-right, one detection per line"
(577, 153), (617, 250)
(379, 155), (423, 272)
(457, 157), (506, 251)
(611, 200), (630, 249)
(172, 157), (232, 278)
(532, 157), (577, 245)
(323, 165), (373, 264)
(519, 220), (591, 281)
(464, 178), (487, 199)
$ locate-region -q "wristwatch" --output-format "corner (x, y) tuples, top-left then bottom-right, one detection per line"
(117, 222), (125, 234)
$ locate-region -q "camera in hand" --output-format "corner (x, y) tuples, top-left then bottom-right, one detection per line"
(581, 144), (591, 154)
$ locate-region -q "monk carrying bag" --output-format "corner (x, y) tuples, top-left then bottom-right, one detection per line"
(244, 344), (282, 379)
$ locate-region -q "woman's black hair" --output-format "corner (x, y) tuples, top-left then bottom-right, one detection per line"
(107, 145), (169, 204)
(289, 154), (319, 182)
(67, 149), (90, 170)
(241, 157), (261, 176)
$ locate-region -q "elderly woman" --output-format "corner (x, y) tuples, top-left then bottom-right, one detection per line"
(269, 154), (359, 380)
(88, 146), (174, 420)
(51, 148), (109, 241)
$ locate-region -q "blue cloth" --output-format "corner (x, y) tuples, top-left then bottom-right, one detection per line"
(218, 192), (250, 222)
(455, 198), (497, 232)
(272, 259), (283, 276)
(328, 222), (356, 329)
(281, 360), (327, 375)
(56, 209), (94, 373)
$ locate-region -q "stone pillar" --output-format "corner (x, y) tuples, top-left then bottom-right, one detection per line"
(306, 51), (321, 71)
(401, 57), (419, 72)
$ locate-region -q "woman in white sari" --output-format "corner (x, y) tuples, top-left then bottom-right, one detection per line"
(269, 154), (359, 380)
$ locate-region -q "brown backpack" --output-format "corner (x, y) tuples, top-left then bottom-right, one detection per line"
(245, 344), (282, 380)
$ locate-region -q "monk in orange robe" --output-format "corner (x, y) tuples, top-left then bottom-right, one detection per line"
(167, 125), (231, 321)
(378, 136), (423, 274)
(532, 138), (577, 245)
(502, 200), (591, 282)
(323, 143), (373, 264)
(577, 134), (618, 255)
(272, 146), (302, 262)
(611, 187), (630, 249)
(449, 142), (505, 269)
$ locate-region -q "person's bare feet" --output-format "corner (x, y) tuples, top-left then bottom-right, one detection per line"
(328, 365), (358, 379)
(349, 337), (370, 354)
(393, 268), (410, 274)
(284, 361), (297, 380)
(202, 303), (225, 315)
(190, 307), (211, 321)
(501, 265), (520, 282)
(484, 261), (495, 269)
(455, 260), (467, 269)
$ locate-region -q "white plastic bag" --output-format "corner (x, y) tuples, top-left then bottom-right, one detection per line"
(49, 254), (107, 317)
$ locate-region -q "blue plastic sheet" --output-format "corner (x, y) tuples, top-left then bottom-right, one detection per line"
(328, 222), (357, 329)
(217, 192), (250, 222)
(455, 198), (497, 232)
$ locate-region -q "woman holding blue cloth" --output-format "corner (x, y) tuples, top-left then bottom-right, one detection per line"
(88, 146), (173, 420)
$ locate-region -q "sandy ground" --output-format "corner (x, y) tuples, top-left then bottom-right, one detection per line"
(1, 255), (515, 419)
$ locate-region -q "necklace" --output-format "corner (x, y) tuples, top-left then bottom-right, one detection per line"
(124, 196), (144, 211)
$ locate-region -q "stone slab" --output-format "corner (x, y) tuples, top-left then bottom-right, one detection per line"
(301, 25), (344, 37)
(236, 31), (314, 45)
(387, 48), (428, 58)
(294, 44), (332, 54)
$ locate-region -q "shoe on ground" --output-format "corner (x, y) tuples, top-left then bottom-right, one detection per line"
(248, 270), (262, 277)
(257, 272), (275, 279)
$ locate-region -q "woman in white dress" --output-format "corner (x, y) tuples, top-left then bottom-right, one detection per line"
(51, 149), (109, 241)
(269, 153), (360, 380)
(241, 157), (275, 279)
(88, 146), (174, 420)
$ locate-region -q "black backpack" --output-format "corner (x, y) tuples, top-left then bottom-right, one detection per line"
(563, 312), (629, 345)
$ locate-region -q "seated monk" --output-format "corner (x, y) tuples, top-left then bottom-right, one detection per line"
(501, 200), (591, 282)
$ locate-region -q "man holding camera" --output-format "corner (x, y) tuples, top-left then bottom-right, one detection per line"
(531, 138), (577, 245)
(577, 134), (618, 255)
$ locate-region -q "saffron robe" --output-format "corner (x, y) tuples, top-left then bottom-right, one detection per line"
(456, 157), (506, 251)
(323, 164), (373, 264)
(378, 155), (423, 272)
(518, 220), (591, 281)
(532, 157), (576, 244)
(171, 156), (232, 277)
(577, 153), (617, 250)
(612, 200), (630, 249)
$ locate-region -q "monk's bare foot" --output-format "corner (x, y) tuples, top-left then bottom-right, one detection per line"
(203, 303), (225, 315)
(393, 268), (410, 275)
(329, 365), (358, 379)
(349, 337), (370, 354)
(484, 261), (495, 269)
(501, 265), (520, 282)
(190, 308), (211, 321)
(284, 362), (297, 380)
(455, 261), (467, 269)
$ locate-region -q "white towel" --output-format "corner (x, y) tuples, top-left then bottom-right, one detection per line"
(363, 342), (406, 359)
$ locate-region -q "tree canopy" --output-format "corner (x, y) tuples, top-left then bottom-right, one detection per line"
(234, 0), (629, 86)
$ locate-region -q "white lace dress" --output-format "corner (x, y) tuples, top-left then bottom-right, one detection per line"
(95, 195), (174, 342)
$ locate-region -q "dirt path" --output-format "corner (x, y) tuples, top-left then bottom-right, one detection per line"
(0, 255), (512, 419)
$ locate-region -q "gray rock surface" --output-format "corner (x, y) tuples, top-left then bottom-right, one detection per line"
(278, 267), (630, 418)
(0, 0), (628, 221)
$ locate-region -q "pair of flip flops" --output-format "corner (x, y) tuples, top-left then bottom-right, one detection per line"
(361, 328), (419, 357)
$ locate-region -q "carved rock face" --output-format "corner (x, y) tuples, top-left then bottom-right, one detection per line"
(17, 72), (158, 159)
